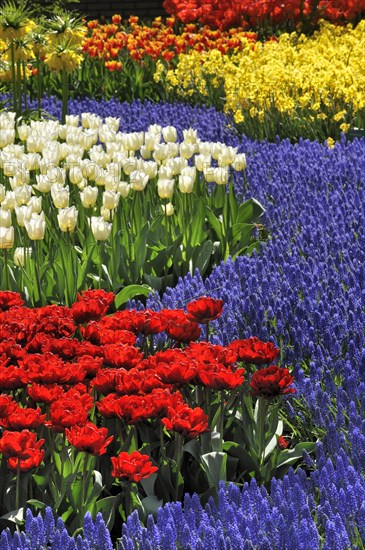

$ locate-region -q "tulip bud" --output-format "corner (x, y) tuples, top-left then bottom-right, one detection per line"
(14, 246), (32, 267)
(162, 202), (174, 216)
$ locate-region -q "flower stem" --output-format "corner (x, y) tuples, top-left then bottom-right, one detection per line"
(256, 397), (270, 469)
(174, 432), (184, 501)
(61, 69), (69, 124)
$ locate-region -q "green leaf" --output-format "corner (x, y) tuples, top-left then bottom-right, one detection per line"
(26, 499), (46, 511)
(85, 470), (104, 505)
(96, 495), (120, 529)
(201, 451), (227, 489)
(237, 198), (265, 224)
(224, 441), (259, 474)
(206, 208), (224, 242)
(141, 495), (163, 517)
(192, 240), (213, 277)
(0, 508), (24, 524)
(276, 441), (317, 468)
(114, 284), (152, 309)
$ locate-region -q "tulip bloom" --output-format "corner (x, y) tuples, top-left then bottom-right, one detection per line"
(110, 451), (158, 482)
(250, 366), (295, 398)
(66, 422), (114, 455)
(186, 297), (224, 324)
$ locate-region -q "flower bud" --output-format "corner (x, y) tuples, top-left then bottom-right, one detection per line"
(162, 202), (174, 216)
(14, 246), (32, 267)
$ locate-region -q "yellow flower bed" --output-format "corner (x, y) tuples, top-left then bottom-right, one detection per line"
(156, 21), (365, 140)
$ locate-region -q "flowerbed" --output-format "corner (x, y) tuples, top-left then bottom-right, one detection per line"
(1, 0), (365, 547)
(0, 97), (364, 547)
(155, 20), (365, 141)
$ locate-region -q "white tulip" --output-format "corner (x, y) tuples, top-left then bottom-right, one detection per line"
(90, 216), (112, 241)
(102, 190), (120, 210)
(65, 115), (79, 127)
(15, 205), (32, 227)
(180, 142), (196, 159)
(51, 184), (69, 209)
(69, 165), (84, 185)
(144, 132), (161, 151)
(166, 143), (179, 158)
(1, 191), (16, 210)
(166, 156), (187, 176)
(35, 174), (52, 193)
(0, 184), (5, 203)
(162, 126), (177, 143)
(140, 145), (152, 160)
(14, 246), (32, 267)
(218, 146), (237, 166)
(214, 166), (230, 185)
(0, 209), (12, 227)
(80, 186), (98, 208)
(233, 153), (247, 171)
(18, 124), (29, 141)
(153, 143), (169, 163)
(57, 206), (78, 232)
(195, 154), (211, 172)
(122, 132), (144, 152)
(24, 213), (46, 240)
(130, 170), (148, 191)
(148, 124), (162, 136)
(0, 226), (14, 249)
(104, 117), (120, 131)
(183, 128), (198, 144)
(117, 181), (131, 199)
(158, 165), (173, 180)
(157, 178), (174, 199)
(28, 196), (42, 214)
(162, 202), (174, 216)
(178, 175), (195, 194)
(122, 156), (138, 175)
(100, 207), (111, 221)
(14, 184), (32, 206)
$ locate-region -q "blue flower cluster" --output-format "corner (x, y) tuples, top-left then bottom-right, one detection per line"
(1, 96), (365, 547)
(0, 508), (113, 549)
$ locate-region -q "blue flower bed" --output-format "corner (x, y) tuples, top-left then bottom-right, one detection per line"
(2, 96), (365, 548)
